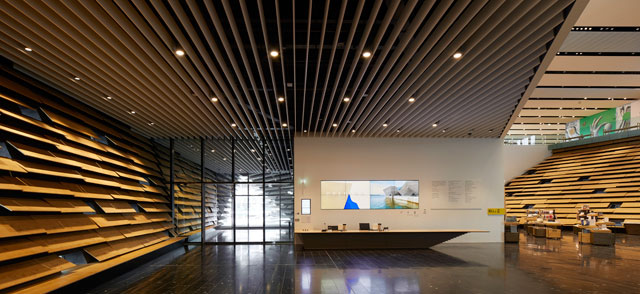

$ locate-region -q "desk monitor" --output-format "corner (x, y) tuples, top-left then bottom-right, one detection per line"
(328, 225), (339, 231)
(359, 223), (370, 230)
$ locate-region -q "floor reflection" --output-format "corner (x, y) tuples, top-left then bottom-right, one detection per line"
(85, 231), (640, 294)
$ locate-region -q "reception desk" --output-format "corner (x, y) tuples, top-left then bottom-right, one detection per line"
(294, 229), (487, 250)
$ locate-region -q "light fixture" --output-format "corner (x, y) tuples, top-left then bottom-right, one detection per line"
(129, 110), (136, 114)
(432, 121), (438, 127)
(105, 96), (112, 100)
(362, 51), (372, 58)
(282, 123), (288, 127)
(442, 129), (446, 133)
(175, 49), (185, 56)
(24, 47), (32, 52)
(343, 97), (350, 102)
(211, 97), (218, 102)
(453, 52), (463, 59)
(148, 122), (154, 126)
(396, 129), (400, 133)
(223, 158), (227, 161)
(332, 123), (338, 127)
(270, 50), (279, 57)
(408, 97), (416, 103)
(584, 97), (587, 99)
(73, 76), (80, 81)
(211, 149), (215, 152)
(251, 149), (256, 152)
(231, 123), (237, 127)
(278, 97), (285, 102)
(303, 130), (308, 133)
(351, 129), (356, 133)
(382, 123), (388, 127)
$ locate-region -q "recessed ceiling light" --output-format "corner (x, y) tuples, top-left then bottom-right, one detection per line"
(303, 130), (307, 133)
(175, 49), (185, 56)
(129, 110), (136, 114)
(231, 123), (237, 127)
(584, 97), (587, 99)
(270, 50), (279, 57)
(453, 52), (463, 59)
(278, 97), (285, 102)
(332, 123), (338, 127)
(442, 129), (446, 133)
(432, 122), (438, 127)
(105, 96), (112, 100)
(343, 97), (350, 102)
(408, 97), (416, 103)
(223, 157), (227, 161)
(73, 76), (80, 81)
(24, 47), (32, 52)
(382, 123), (388, 127)
(282, 123), (288, 127)
(362, 51), (372, 58)
(396, 129), (400, 133)
(351, 129), (356, 133)
(147, 122), (154, 126)
(251, 149), (256, 152)
(624, 97), (627, 100)
(211, 149), (215, 152)
(211, 97), (218, 102)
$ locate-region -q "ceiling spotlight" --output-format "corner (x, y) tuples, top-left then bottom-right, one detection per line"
(351, 129), (356, 133)
(343, 97), (350, 102)
(211, 149), (215, 152)
(332, 123), (338, 127)
(270, 50), (279, 57)
(396, 129), (400, 133)
(382, 123), (388, 127)
(442, 129), (446, 133)
(175, 49), (185, 56)
(453, 52), (463, 59)
(408, 97), (416, 103)
(24, 47), (32, 52)
(282, 123), (288, 127)
(129, 110), (136, 114)
(251, 149), (256, 152)
(584, 97), (587, 99)
(223, 158), (227, 161)
(73, 76), (80, 81)
(303, 130), (308, 133)
(432, 122), (438, 127)
(362, 51), (372, 58)
(148, 122), (154, 126)
(211, 97), (218, 102)
(278, 97), (285, 102)
(105, 96), (112, 100)
(231, 123), (237, 127)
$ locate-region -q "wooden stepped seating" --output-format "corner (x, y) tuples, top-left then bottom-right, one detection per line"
(506, 136), (640, 225)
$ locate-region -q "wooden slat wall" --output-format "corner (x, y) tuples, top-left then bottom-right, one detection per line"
(505, 136), (640, 225)
(153, 143), (218, 235)
(0, 67), (172, 290)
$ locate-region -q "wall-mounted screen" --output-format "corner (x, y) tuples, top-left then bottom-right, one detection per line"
(301, 199), (311, 215)
(321, 180), (419, 209)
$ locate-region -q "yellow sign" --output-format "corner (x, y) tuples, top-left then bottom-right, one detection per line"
(488, 208), (506, 215)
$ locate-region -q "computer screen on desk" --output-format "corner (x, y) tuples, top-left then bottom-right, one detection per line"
(359, 223), (370, 230)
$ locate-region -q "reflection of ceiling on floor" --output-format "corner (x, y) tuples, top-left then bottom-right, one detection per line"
(505, 0), (640, 144)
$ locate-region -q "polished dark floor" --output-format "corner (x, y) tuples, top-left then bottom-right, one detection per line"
(85, 231), (640, 293)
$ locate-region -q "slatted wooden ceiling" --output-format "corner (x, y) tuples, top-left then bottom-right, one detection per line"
(505, 0), (640, 143)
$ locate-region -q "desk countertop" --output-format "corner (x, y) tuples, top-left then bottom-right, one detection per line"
(294, 229), (488, 234)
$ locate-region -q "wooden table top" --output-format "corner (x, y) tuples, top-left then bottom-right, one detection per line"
(294, 229), (489, 234)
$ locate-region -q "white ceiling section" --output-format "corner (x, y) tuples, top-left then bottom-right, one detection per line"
(505, 0), (640, 144)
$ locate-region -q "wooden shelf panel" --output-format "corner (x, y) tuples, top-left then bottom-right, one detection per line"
(43, 198), (95, 213)
(0, 197), (60, 212)
(0, 238), (47, 262)
(33, 214), (98, 234)
(0, 255), (75, 291)
(0, 216), (46, 238)
(29, 230), (105, 253)
(138, 203), (170, 212)
(95, 200), (136, 213)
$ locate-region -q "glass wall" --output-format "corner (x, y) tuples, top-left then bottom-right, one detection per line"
(155, 138), (293, 244)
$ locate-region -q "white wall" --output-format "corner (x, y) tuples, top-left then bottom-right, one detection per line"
(293, 137), (505, 243)
(503, 145), (551, 182)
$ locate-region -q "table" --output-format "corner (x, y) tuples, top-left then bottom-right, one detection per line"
(294, 229), (488, 250)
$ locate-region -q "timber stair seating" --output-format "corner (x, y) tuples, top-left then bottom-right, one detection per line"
(505, 136), (640, 226)
(0, 69), (182, 292)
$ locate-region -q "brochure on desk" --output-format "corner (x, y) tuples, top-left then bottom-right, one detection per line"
(321, 180), (419, 210)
